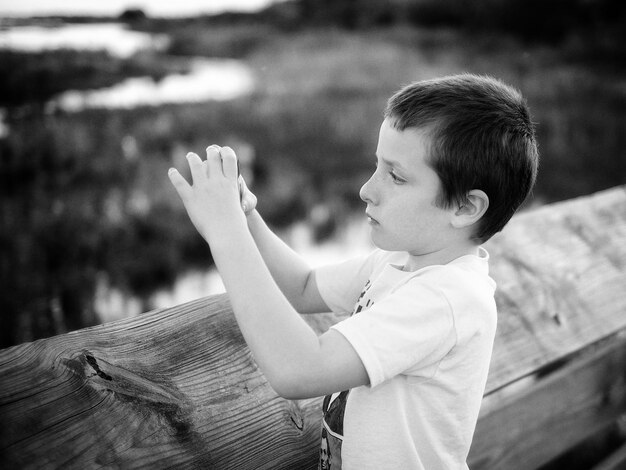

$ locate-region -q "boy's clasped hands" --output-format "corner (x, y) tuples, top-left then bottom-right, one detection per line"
(168, 145), (257, 245)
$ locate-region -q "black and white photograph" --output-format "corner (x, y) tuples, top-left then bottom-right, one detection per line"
(1, 1), (625, 469)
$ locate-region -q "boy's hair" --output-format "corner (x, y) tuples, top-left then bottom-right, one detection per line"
(384, 73), (539, 243)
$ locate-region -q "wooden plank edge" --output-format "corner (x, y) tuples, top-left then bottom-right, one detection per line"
(468, 330), (626, 470)
(591, 439), (626, 470)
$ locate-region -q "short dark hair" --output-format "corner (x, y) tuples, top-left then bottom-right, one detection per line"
(384, 74), (539, 243)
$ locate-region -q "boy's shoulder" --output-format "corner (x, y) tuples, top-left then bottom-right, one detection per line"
(383, 249), (496, 322)
(365, 249), (496, 319)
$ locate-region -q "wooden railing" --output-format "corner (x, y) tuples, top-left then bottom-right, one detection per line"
(1, 186), (625, 469)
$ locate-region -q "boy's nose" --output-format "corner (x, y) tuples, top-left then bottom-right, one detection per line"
(359, 176), (377, 205)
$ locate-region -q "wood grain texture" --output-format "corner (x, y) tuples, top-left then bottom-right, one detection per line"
(1, 185), (625, 469)
(469, 331), (626, 469)
(0, 296), (322, 469)
(484, 186), (626, 394)
(592, 440), (626, 470)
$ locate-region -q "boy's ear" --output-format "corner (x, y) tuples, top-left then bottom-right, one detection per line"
(451, 190), (489, 229)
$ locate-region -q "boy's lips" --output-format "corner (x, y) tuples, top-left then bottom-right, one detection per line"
(366, 212), (379, 225)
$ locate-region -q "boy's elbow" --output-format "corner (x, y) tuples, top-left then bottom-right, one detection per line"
(267, 370), (317, 400)
(271, 384), (302, 400)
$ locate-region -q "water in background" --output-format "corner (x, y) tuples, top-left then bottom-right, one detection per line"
(50, 58), (255, 111)
(0, 23), (167, 57)
(97, 215), (374, 322)
(0, 23), (256, 112)
(1, 22), (260, 322)
(2, 23), (372, 323)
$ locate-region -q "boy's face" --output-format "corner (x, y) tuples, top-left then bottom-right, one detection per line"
(360, 119), (456, 257)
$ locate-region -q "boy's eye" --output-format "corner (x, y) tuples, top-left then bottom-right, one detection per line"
(389, 170), (405, 184)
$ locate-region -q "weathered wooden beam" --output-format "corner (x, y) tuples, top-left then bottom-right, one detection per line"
(468, 330), (626, 469)
(0, 295), (321, 469)
(484, 185), (626, 395)
(592, 440), (626, 470)
(1, 186), (625, 469)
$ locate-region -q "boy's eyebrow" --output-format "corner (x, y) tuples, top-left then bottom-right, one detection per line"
(380, 156), (409, 173)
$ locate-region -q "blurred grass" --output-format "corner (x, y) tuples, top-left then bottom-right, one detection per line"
(243, 25), (626, 204)
(1, 18), (625, 347)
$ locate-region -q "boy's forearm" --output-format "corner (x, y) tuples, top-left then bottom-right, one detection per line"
(208, 215), (322, 395)
(169, 149), (368, 400)
(245, 210), (322, 313)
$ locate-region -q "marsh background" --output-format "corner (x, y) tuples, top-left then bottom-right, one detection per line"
(1, 1), (625, 468)
(1, 1), (625, 353)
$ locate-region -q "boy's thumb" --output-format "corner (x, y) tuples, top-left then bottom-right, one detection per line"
(241, 192), (257, 215)
(168, 168), (190, 199)
(239, 178), (257, 215)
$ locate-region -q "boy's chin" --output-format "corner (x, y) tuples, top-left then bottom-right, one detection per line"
(369, 232), (397, 252)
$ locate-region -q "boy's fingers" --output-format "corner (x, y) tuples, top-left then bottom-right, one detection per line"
(220, 146), (238, 179)
(206, 144), (221, 154)
(205, 145), (220, 175)
(206, 146), (222, 176)
(186, 152), (205, 184)
(168, 168), (190, 199)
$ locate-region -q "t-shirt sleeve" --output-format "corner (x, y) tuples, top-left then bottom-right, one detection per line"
(331, 279), (456, 388)
(315, 250), (383, 314)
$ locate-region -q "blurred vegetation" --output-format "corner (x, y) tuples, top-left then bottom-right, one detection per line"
(0, 49), (188, 108)
(0, 0), (625, 349)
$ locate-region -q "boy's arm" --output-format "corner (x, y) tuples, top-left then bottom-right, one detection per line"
(168, 147), (369, 399)
(245, 209), (328, 314)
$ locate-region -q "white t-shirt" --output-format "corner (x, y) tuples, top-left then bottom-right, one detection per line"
(315, 248), (497, 470)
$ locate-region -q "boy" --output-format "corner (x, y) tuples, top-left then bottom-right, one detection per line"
(168, 73), (539, 469)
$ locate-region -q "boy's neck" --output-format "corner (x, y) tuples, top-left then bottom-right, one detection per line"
(403, 243), (481, 272)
